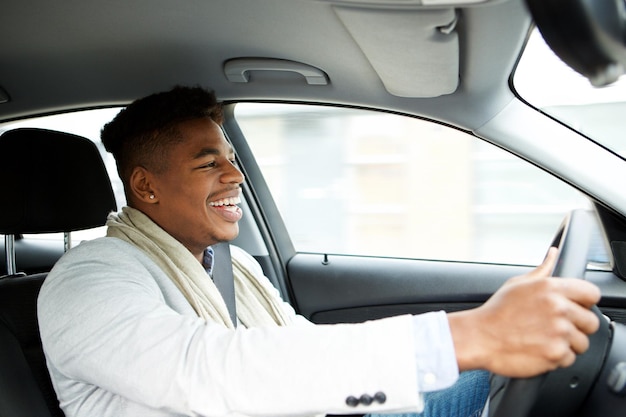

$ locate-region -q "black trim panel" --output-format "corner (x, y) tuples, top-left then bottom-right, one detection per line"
(288, 253), (626, 325)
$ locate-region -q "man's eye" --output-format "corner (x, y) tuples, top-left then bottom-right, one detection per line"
(202, 161), (217, 168)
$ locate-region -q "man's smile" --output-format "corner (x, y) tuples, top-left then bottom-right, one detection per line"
(208, 195), (243, 222)
(208, 196), (241, 207)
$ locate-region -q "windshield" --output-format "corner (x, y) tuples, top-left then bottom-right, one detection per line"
(514, 28), (626, 159)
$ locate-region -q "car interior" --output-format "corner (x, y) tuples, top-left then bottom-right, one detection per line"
(3, 0), (626, 416)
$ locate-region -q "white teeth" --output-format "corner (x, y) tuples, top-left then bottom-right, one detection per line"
(209, 196), (241, 207)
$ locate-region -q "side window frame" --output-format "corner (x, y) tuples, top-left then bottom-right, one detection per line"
(223, 104), (297, 303)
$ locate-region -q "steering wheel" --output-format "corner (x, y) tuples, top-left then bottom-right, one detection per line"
(487, 209), (612, 417)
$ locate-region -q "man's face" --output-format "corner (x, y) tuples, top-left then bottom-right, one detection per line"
(147, 117), (244, 255)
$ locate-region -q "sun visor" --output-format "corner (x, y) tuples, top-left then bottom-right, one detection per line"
(334, 6), (459, 97)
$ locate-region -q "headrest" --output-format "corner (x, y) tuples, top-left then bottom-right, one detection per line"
(0, 128), (117, 234)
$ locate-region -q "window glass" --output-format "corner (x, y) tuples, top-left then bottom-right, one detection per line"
(514, 29), (626, 159)
(235, 103), (591, 266)
(0, 108), (125, 244)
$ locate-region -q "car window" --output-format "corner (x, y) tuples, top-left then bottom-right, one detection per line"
(0, 108), (126, 244)
(235, 103), (592, 266)
(514, 28), (626, 159)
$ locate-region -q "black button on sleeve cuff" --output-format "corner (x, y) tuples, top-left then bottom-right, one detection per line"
(346, 396), (360, 407)
(374, 391), (387, 404)
(345, 391), (386, 407)
(359, 394), (373, 405)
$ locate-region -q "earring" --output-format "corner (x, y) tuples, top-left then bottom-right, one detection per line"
(149, 194), (155, 200)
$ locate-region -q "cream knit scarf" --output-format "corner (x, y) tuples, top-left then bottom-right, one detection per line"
(106, 207), (293, 329)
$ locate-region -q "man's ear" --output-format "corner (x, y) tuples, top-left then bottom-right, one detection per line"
(129, 166), (158, 203)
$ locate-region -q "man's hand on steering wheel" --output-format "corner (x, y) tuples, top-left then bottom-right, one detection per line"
(449, 247), (601, 378)
(446, 210), (606, 417)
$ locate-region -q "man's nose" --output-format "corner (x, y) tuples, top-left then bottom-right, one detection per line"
(223, 161), (245, 184)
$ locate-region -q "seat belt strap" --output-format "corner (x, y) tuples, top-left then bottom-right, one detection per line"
(211, 242), (238, 327)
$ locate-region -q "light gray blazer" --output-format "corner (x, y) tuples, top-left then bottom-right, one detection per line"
(38, 237), (424, 417)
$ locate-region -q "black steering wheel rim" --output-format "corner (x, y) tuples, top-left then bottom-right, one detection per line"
(487, 209), (611, 417)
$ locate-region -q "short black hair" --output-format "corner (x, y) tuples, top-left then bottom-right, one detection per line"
(101, 85), (223, 190)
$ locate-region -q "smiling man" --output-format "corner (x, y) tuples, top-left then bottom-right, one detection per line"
(37, 86), (600, 417)
(101, 90), (244, 257)
(123, 116), (245, 259)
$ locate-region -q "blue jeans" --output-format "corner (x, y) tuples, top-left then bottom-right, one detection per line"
(369, 370), (490, 417)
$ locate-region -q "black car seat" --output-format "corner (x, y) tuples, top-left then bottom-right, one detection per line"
(0, 128), (117, 417)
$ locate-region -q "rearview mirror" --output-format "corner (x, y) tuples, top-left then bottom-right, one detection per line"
(526, 0), (626, 86)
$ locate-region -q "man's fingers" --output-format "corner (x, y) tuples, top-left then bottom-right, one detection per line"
(557, 348), (577, 369)
(564, 297), (601, 338)
(574, 307), (601, 338)
(469, 249), (603, 377)
(557, 278), (602, 308)
(568, 326), (591, 355)
(527, 247), (558, 280)
(543, 318), (593, 370)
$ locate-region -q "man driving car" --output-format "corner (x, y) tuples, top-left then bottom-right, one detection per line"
(37, 86), (601, 417)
